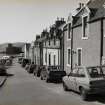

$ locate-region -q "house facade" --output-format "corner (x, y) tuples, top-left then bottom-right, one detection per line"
(32, 18), (65, 68)
(24, 43), (31, 59)
(41, 19), (65, 68)
(34, 35), (42, 66)
(64, 0), (105, 74)
(29, 41), (35, 63)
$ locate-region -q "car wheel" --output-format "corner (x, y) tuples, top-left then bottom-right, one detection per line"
(46, 78), (50, 83)
(33, 71), (37, 76)
(45, 75), (50, 83)
(63, 82), (68, 91)
(40, 73), (43, 80)
(41, 76), (43, 80)
(80, 87), (88, 101)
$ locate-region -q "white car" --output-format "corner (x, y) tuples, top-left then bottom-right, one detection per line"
(63, 66), (105, 100)
(2, 56), (10, 60)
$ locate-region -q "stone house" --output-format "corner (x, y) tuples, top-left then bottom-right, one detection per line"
(63, 0), (105, 74)
(41, 18), (65, 68)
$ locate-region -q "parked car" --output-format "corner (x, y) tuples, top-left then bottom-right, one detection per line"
(2, 56), (10, 60)
(63, 66), (105, 100)
(25, 63), (30, 71)
(40, 66), (66, 82)
(5, 59), (12, 66)
(21, 58), (31, 67)
(33, 65), (43, 77)
(27, 63), (36, 73)
(18, 57), (23, 64)
(0, 65), (7, 75)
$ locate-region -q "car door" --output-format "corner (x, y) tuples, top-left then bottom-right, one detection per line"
(67, 68), (78, 91)
(75, 68), (87, 92)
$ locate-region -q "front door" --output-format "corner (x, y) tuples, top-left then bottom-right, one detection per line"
(77, 48), (82, 66)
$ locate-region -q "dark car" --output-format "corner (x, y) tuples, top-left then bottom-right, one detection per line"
(21, 58), (31, 67)
(5, 59), (12, 66)
(40, 66), (66, 82)
(25, 63), (30, 71)
(33, 65), (43, 77)
(18, 57), (23, 64)
(27, 63), (36, 73)
(0, 65), (7, 76)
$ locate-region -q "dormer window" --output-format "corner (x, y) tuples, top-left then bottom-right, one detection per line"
(82, 15), (89, 39)
(68, 23), (71, 40)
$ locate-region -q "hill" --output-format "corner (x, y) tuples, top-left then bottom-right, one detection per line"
(0, 42), (25, 52)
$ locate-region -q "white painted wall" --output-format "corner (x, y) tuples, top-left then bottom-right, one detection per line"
(44, 49), (60, 66)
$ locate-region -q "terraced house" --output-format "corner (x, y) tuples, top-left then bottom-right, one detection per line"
(41, 18), (65, 68)
(64, 0), (105, 73)
(34, 35), (43, 66)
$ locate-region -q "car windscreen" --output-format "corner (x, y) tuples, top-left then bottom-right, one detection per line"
(87, 67), (105, 78)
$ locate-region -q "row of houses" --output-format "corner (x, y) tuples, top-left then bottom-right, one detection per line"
(24, 0), (105, 74)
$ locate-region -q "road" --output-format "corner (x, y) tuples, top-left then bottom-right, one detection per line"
(0, 59), (105, 105)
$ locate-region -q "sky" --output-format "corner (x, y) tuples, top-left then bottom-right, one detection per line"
(0, 0), (87, 44)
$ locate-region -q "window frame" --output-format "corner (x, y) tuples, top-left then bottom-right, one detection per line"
(82, 14), (89, 40)
(67, 23), (71, 40)
(77, 48), (82, 66)
(53, 55), (56, 66)
(49, 40), (50, 46)
(78, 68), (86, 77)
(67, 47), (71, 67)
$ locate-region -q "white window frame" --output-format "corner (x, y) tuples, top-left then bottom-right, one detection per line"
(67, 47), (71, 67)
(82, 14), (89, 40)
(77, 48), (82, 66)
(67, 23), (71, 40)
(103, 20), (105, 38)
(53, 54), (56, 66)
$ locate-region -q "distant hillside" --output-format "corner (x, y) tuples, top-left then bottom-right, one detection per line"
(0, 42), (25, 52)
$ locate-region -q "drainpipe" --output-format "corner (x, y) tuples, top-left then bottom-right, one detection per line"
(100, 18), (103, 66)
(71, 17), (73, 71)
(62, 29), (64, 71)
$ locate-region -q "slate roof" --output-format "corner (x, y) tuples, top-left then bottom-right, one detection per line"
(73, 0), (105, 27)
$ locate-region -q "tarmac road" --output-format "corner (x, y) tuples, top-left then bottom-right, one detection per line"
(0, 59), (105, 105)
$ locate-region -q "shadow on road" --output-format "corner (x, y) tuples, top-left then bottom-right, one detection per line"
(6, 73), (14, 77)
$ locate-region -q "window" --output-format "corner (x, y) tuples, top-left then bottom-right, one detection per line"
(49, 54), (51, 66)
(53, 55), (56, 66)
(77, 48), (82, 66)
(87, 67), (105, 78)
(78, 68), (85, 77)
(82, 16), (88, 39)
(71, 68), (78, 77)
(103, 22), (105, 37)
(67, 48), (71, 65)
(54, 38), (56, 45)
(49, 40), (50, 46)
(68, 23), (71, 39)
(45, 52), (47, 63)
(45, 41), (46, 46)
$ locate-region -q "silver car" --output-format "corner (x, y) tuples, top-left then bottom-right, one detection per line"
(63, 66), (105, 100)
